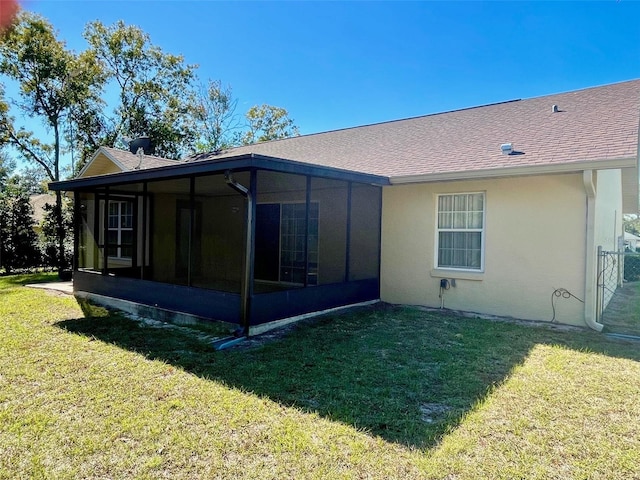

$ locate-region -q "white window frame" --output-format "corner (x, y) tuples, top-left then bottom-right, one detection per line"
(434, 192), (485, 272)
(107, 200), (134, 260)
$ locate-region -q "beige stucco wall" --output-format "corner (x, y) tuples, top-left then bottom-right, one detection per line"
(381, 173), (590, 326)
(594, 169), (623, 253)
(592, 169), (624, 313)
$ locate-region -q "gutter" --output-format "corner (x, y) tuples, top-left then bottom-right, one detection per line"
(583, 170), (604, 332)
(224, 170), (252, 337)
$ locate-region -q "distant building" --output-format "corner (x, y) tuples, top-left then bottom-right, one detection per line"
(29, 193), (56, 235)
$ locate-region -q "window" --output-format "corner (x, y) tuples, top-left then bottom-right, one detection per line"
(255, 202), (319, 285)
(436, 193), (484, 270)
(107, 200), (134, 259)
(280, 202), (319, 285)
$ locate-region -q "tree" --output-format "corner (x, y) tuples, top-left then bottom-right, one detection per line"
(0, 148), (15, 189)
(77, 20), (199, 162)
(0, 176), (41, 273)
(194, 79), (243, 152)
(624, 214), (640, 236)
(18, 164), (49, 194)
(40, 197), (73, 270)
(0, 11), (101, 273)
(242, 104), (299, 145)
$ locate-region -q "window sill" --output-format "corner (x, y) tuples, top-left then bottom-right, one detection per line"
(430, 269), (484, 281)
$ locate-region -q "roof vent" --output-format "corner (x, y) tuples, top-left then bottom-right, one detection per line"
(500, 143), (513, 155)
(552, 104), (559, 113)
(128, 136), (153, 155)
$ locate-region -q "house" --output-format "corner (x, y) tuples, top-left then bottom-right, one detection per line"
(51, 80), (640, 333)
(29, 193), (57, 235)
(624, 231), (640, 252)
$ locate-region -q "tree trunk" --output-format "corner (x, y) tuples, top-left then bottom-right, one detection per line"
(53, 122), (66, 275)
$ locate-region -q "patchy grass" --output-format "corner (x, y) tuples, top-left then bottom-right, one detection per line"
(2, 274), (640, 479)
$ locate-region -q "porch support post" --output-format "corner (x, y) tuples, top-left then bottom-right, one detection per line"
(345, 181), (353, 282)
(131, 193), (138, 272)
(248, 171), (256, 316)
(93, 192), (99, 270)
(141, 182), (148, 280)
(188, 176), (195, 287)
(73, 191), (80, 272)
(304, 176), (311, 287)
(103, 187), (109, 275)
(224, 170), (255, 336)
(377, 186), (383, 294)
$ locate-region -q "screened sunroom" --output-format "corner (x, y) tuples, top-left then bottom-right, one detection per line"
(52, 154), (388, 333)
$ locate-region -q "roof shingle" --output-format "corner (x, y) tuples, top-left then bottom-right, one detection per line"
(102, 147), (181, 170)
(187, 79), (640, 179)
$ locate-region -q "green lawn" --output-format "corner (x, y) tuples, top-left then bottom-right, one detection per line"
(1, 273), (640, 479)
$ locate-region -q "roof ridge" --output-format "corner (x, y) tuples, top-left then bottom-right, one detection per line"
(521, 77), (640, 102)
(196, 79), (640, 159)
(193, 99), (526, 159)
(289, 79), (640, 140)
(101, 145), (179, 162)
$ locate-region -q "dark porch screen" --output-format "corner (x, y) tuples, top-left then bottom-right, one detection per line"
(255, 203), (281, 282)
(349, 184), (381, 281)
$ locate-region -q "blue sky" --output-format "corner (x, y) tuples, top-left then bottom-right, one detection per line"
(9, 1), (640, 152)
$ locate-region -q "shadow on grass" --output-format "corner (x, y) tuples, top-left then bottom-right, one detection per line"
(55, 303), (640, 449)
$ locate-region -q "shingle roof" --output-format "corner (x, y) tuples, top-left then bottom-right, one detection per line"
(29, 193), (57, 224)
(100, 146), (181, 170)
(188, 79), (640, 180)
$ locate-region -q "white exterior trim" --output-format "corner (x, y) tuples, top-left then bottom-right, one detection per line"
(390, 157), (637, 185)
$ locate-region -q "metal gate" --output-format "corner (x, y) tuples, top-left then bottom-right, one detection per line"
(596, 248), (621, 323)
(596, 248), (640, 323)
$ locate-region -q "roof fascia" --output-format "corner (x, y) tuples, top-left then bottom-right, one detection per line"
(389, 157), (638, 184)
(249, 154), (390, 185)
(50, 153), (390, 191)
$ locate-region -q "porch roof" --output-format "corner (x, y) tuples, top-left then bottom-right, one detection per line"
(50, 153), (391, 191)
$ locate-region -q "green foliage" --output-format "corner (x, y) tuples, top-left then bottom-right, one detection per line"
(193, 79), (243, 152)
(242, 104), (300, 145)
(0, 148), (15, 188)
(0, 12), (102, 181)
(624, 254), (640, 281)
(78, 20), (198, 161)
(193, 81), (301, 151)
(623, 214), (640, 236)
(0, 177), (41, 272)
(18, 165), (49, 194)
(40, 196), (73, 270)
(0, 11), (101, 271)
